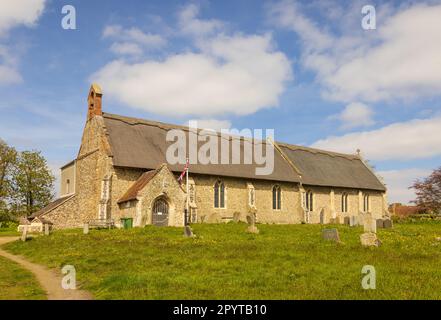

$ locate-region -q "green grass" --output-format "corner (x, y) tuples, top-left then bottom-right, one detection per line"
(0, 256), (46, 300)
(0, 222), (20, 237)
(3, 221), (441, 299)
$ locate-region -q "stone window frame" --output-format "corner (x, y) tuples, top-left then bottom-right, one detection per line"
(214, 180), (226, 209)
(305, 190), (314, 212)
(363, 194), (370, 212)
(272, 185), (281, 210)
(341, 192), (349, 213)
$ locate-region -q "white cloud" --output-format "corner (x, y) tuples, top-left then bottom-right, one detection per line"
(269, 1), (441, 104)
(331, 102), (375, 130)
(378, 168), (432, 204)
(0, 0), (46, 35)
(187, 119), (232, 131)
(311, 116), (441, 161)
(178, 4), (224, 37)
(0, 0), (46, 85)
(102, 24), (166, 56)
(92, 33), (292, 117)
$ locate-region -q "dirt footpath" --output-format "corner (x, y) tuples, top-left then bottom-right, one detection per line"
(0, 237), (93, 300)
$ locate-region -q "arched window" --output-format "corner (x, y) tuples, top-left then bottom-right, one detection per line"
(363, 194), (370, 212)
(305, 190), (313, 212)
(341, 193), (348, 213)
(272, 185), (281, 210)
(214, 181), (225, 208)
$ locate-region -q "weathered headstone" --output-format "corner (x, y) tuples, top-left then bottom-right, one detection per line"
(83, 223), (89, 235)
(246, 214), (259, 234)
(322, 228), (340, 242)
(344, 216), (350, 225)
(319, 209), (325, 224)
(349, 216), (356, 227)
(184, 225), (195, 237)
(383, 219), (393, 229)
(363, 216), (377, 234)
(360, 232), (381, 247)
(376, 219), (384, 229)
(21, 226), (28, 242)
(44, 223), (50, 236)
(233, 211), (241, 223)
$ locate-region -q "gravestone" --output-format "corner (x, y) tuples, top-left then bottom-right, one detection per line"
(44, 223), (50, 236)
(322, 228), (340, 242)
(349, 216), (356, 227)
(233, 211), (241, 223)
(376, 219), (384, 229)
(83, 223), (89, 235)
(184, 225), (195, 238)
(21, 226), (28, 242)
(383, 219), (393, 229)
(363, 215), (377, 234)
(344, 216), (350, 225)
(246, 214), (259, 234)
(319, 209), (325, 224)
(360, 232), (381, 247)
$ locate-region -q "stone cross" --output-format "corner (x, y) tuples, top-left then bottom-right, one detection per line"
(246, 213), (259, 234)
(322, 228), (340, 242)
(83, 223), (89, 235)
(21, 226), (28, 242)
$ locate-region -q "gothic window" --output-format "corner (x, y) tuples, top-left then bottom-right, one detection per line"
(214, 181), (225, 208)
(341, 193), (348, 213)
(272, 185), (281, 210)
(305, 190), (313, 212)
(363, 194), (370, 212)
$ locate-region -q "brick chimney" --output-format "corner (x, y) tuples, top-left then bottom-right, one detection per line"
(87, 83), (103, 119)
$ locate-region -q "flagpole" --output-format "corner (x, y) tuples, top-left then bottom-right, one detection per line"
(185, 157), (189, 225)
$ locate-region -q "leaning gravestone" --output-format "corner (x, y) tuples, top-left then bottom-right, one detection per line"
(383, 219), (393, 229)
(21, 226), (28, 242)
(83, 223), (89, 235)
(184, 225), (195, 238)
(322, 228), (340, 242)
(246, 214), (259, 234)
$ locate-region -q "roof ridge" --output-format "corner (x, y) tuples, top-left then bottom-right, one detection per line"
(278, 142), (360, 161)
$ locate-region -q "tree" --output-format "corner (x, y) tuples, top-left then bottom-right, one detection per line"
(0, 139), (17, 221)
(11, 151), (55, 217)
(410, 167), (441, 214)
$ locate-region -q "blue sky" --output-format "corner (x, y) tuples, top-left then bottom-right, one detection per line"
(0, 0), (440, 203)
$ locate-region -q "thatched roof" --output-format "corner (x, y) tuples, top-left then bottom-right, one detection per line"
(102, 113), (386, 191)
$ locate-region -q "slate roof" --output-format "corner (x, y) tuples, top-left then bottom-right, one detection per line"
(30, 194), (75, 218)
(118, 169), (159, 204)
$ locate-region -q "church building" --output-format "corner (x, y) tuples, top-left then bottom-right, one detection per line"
(30, 84), (389, 229)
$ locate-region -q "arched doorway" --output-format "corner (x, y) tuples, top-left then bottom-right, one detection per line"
(152, 197), (169, 226)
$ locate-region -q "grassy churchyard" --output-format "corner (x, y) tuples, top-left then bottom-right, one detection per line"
(0, 255), (46, 300)
(2, 221), (441, 300)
